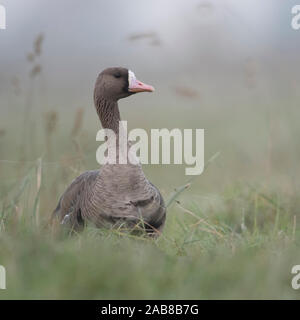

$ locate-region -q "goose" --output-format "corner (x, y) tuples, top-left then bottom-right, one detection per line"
(52, 67), (166, 236)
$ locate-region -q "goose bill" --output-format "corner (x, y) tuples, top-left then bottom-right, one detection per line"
(128, 70), (155, 92)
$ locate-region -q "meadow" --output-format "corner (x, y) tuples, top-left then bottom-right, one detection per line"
(0, 32), (300, 300)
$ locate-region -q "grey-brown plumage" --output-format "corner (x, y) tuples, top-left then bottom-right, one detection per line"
(52, 67), (166, 236)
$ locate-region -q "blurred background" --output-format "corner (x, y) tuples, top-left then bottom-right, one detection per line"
(1, 0), (300, 188)
(0, 0), (300, 190)
(1, 0), (300, 208)
(0, 0), (300, 300)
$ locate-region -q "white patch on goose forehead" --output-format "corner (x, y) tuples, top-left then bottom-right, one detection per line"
(128, 70), (136, 85)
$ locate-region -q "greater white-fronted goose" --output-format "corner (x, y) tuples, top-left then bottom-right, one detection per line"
(52, 67), (166, 236)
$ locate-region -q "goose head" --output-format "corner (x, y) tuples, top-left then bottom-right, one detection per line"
(94, 67), (155, 102)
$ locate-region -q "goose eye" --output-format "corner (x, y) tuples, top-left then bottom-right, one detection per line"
(114, 73), (121, 78)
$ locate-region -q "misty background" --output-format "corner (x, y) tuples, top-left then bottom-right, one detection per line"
(0, 0), (300, 192)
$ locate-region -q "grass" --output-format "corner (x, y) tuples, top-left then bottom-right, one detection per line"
(0, 153), (299, 299)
